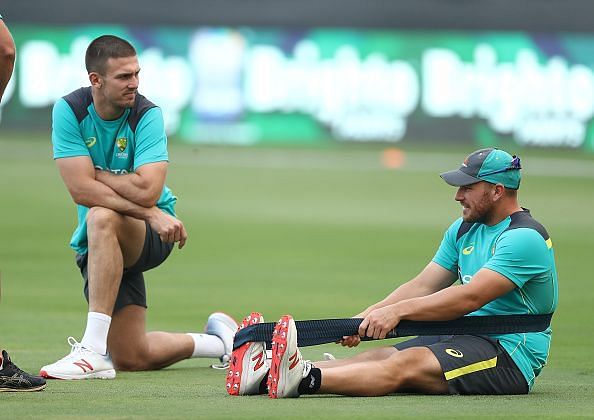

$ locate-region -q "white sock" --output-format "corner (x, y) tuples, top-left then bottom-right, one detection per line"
(187, 333), (225, 358)
(81, 312), (112, 355)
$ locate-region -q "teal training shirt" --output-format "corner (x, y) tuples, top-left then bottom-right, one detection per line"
(432, 209), (558, 390)
(51, 87), (177, 254)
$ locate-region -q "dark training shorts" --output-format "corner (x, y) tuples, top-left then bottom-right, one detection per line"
(395, 335), (528, 395)
(75, 221), (174, 313)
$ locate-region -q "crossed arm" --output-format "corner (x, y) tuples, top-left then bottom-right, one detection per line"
(56, 156), (187, 247)
(94, 163), (166, 208)
(342, 261), (516, 345)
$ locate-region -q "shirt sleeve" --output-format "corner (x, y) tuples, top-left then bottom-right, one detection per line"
(133, 107), (169, 170)
(484, 228), (550, 288)
(52, 98), (90, 159)
(432, 218), (463, 273)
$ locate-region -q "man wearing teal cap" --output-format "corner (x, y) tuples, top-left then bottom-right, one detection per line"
(230, 148), (558, 398)
(440, 148), (522, 190)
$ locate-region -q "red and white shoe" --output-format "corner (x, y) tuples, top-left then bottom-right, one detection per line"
(226, 312), (269, 395)
(268, 315), (311, 398)
(39, 337), (115, 380)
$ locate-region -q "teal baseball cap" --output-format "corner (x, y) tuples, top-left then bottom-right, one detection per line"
(440, 148), (522, 189)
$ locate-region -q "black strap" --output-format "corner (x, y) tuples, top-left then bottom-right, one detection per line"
(233, 314), (553, 350)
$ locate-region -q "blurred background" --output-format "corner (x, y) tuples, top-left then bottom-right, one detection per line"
(1, 2), (593, 416)
(3, 0), (594, 151)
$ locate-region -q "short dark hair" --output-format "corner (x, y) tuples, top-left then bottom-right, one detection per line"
(85, 35), (137, 74)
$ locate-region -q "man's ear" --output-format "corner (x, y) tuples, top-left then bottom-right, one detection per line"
(89, 72), (102, 88)
(493, 183), (506, 201)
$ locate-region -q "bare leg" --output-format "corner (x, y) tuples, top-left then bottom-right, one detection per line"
(42, 207), (203, 377)
(318, 347), (448, 396)
(313, 346), (396, 369)
(108, 305), (194, 371)
(87, 206), (195, 370)
(86, 207), (145, 315)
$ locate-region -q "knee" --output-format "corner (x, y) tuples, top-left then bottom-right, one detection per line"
(111, 352), (150, 372)
(87, 207), (119, 233)
(371, 351), (424, 393)
(380, 353), (410, 390)
(384, 348), (447, 394)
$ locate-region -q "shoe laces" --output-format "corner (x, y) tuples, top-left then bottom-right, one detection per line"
(7, 363), (28, 377)
(66, 337), (88, 356)
(302, 360), (313, 378)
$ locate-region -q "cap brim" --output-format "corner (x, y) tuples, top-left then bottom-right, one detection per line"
(440, 169), (481, 187)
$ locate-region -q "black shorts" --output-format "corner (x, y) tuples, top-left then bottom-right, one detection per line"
(395, 335), (528, 395)
(75, 221), (173, 313)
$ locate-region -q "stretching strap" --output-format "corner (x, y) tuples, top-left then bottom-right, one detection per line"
(232, 313), (553, 350)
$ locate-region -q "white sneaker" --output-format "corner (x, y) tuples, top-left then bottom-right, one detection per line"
(268, 315), (312, 398)
(226, 312), (269, 396)
(205, 312), (238, 366)
(39, 337), (115, 380)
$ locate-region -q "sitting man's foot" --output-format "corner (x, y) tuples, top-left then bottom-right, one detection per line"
(39, 337), (116, 380)
(0, 350), (46, 392)
(206, 312), (239, 368)
(227, 312), (269, 395)
(268, 315), (312, 398)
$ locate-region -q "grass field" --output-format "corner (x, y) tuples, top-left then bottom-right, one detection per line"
(1, 135), (593, 418)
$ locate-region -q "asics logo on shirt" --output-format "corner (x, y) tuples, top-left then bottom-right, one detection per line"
(460, 274), (472, 284)
(85, 137), (96, 148)
(462, 245), (474, 255)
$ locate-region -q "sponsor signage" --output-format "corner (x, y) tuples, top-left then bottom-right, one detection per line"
(3, 25), (594, 150)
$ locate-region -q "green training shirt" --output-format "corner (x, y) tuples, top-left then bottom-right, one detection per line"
(432, 209), (558, 389)
(51, 87), (177, 254)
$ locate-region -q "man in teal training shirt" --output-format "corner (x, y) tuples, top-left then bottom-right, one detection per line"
(229, 148), (558, 398)
(41, 35), (237, 380)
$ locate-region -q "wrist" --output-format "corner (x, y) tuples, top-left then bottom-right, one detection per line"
(94, 169), (112, 186)
(361, 305), (375, 317)
(144, 206), (159, 221)
(391, 301), (406, 321)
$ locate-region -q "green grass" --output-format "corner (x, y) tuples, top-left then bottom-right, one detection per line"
(1, 136), (593, 418)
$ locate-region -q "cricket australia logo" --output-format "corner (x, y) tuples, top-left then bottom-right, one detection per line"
(116, 137), (128, 152)
(116, 137), (129, 159)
